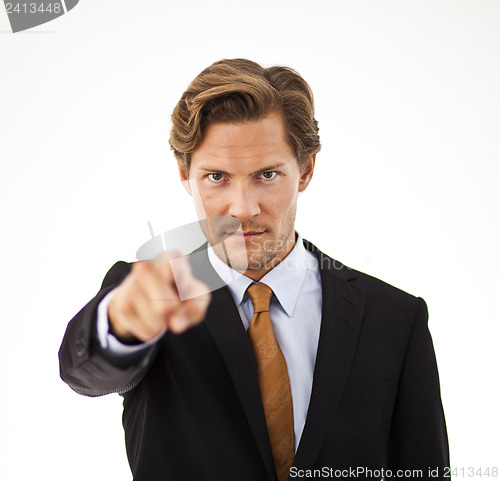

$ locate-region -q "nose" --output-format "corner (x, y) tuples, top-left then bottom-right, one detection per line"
(228, 183), (261, 221)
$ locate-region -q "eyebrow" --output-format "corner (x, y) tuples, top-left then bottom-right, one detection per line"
(198, 163), (287, 176)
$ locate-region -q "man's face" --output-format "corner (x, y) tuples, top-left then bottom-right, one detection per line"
(179, 112), (315, 280)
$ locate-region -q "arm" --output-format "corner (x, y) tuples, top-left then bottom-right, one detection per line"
(58, 261), (161, 397)
(387, 297), (450, 477)
(59, 255), (211, 397)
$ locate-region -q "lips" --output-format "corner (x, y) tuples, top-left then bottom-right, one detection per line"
(227, 231), (265, 243)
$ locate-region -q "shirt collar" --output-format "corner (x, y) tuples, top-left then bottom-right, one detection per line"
(207, 233), (311, 317)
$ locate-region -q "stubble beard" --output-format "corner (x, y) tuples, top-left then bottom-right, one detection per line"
(211, 207), (297, 273)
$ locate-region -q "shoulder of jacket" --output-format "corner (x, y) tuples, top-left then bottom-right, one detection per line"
(100, 260), (134, 290)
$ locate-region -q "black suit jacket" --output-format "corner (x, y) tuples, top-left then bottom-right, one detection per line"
(59, 240), (449, 480)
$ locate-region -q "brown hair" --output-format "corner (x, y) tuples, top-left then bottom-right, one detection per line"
(170, 58), (321, 173)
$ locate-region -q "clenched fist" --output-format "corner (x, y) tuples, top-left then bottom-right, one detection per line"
(108, 253), (211, 343)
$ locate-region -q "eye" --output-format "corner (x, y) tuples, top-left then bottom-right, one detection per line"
(207, 173), (225, 182)
(258, 171), (278, 180)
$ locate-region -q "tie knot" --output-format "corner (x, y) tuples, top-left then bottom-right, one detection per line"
(246, 282), (273, 313)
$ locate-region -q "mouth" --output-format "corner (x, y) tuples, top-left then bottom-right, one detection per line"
(226, 230), (265, 243)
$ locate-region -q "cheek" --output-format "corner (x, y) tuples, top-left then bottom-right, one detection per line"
(263, 189), (298, 223)
(271, 182), (299, 207)
(196, 191), (227, 214)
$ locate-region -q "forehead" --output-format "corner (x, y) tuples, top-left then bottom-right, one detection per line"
(191, 113), (295, 169)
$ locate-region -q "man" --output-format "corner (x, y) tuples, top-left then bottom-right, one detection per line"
(59, 59), (449, 481)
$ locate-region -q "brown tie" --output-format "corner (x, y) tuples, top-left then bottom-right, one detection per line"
(246, 283), (294, 481)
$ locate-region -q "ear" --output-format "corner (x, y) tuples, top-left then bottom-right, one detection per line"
(178, 163), (192, 196)
(298, 154), (316, 193)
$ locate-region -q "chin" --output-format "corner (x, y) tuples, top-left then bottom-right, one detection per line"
(212, 243), (270, 272)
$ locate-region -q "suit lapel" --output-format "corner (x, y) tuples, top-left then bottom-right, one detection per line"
(190, 247), (277, 481)
(188, 240), (366, 475)
(293, 241), (366, 469)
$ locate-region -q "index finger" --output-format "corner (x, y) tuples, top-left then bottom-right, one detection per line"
(168, 253), (208, 301)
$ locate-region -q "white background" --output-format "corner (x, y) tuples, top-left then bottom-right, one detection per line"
(1, 0), (499, 479)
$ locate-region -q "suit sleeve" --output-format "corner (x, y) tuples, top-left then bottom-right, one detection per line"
(387, 297), (450, 478)
(58, 261), (162, 397)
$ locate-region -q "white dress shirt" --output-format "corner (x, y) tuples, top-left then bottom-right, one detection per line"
(97, 234), (323, 450)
